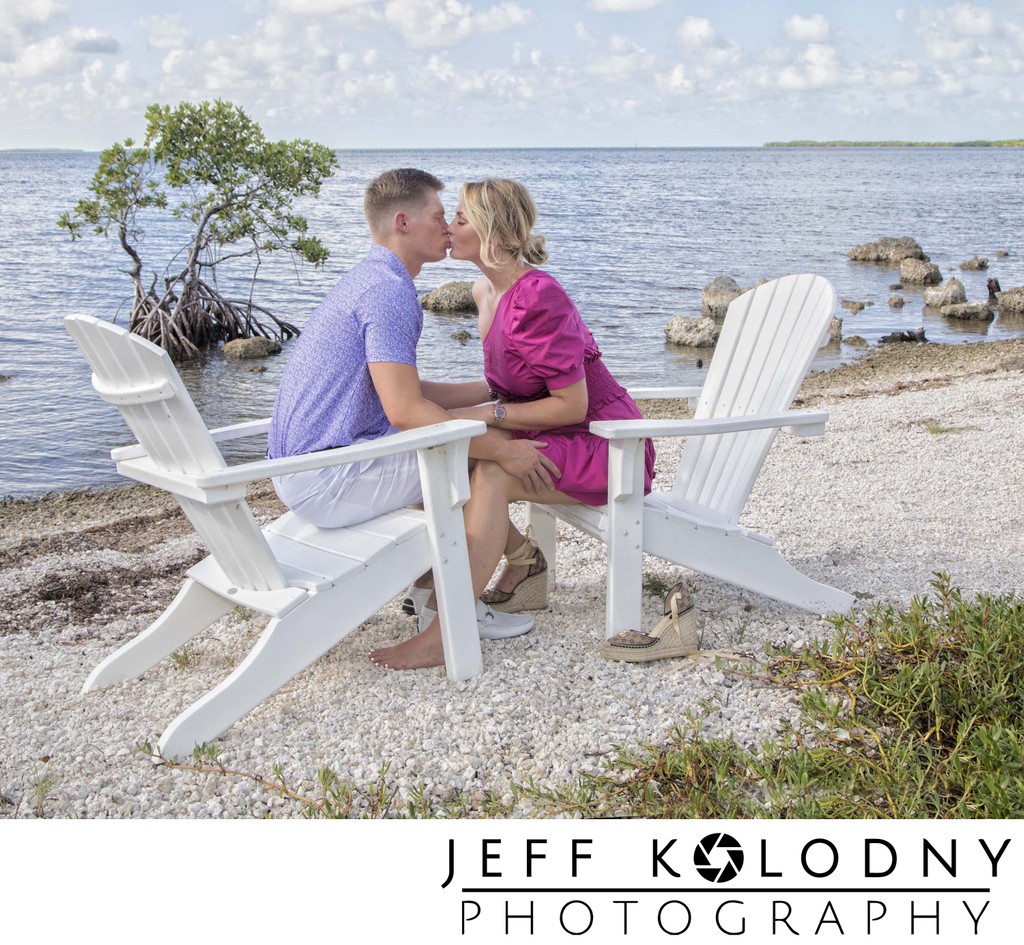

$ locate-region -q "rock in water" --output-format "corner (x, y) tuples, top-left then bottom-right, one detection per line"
(923, 278), (967, 308)
(941, 302), (994, 321)
(879, 328), (927, 344)
(900, 258), (942, 286)
(222, 337), (282, 359)
(421, 281), (477, 313)
(848, 237), (926, 265)
(664, 315), (720, 347)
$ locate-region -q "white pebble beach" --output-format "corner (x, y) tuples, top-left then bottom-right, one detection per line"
(2, 339), (1023, 819)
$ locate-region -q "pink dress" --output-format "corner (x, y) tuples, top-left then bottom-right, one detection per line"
(483, 270), (655, 505)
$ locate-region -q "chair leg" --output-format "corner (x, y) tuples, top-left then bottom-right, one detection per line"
(526, 503), (558, 591)
(157, 533), (478, 758)
(83, 578), (233, 693)
(647, 522), (855, 614)
(158, 606), (311, 759)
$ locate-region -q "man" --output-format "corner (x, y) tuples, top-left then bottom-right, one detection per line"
(268, 168), (558, 650)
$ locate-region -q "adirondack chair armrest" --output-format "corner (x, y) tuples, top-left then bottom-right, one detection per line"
(627, 386), (703, 411)
(209, 418), (272, 443)
(589, 409), (830, 441)
(110, 418), (274, 462)
(111, 419), (486, 501)
(190, 419), (487, 489)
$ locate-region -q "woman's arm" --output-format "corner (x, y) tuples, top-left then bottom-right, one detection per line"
(451, 378), (588, 431)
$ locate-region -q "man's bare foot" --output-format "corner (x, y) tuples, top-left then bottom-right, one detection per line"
(369, 623), (445, 670)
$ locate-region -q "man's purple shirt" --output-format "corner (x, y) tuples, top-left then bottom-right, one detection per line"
(267, 244), (421, 459)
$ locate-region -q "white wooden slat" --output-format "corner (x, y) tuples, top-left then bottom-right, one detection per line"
(177, 497), (289, 592)
(266, 539), (367, 591)
(672, 275), (835, 523)
(352, 508), (428, 545)
(264, 515), (402, 569)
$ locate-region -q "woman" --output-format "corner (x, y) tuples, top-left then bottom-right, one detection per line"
(370, 179), (690, 670)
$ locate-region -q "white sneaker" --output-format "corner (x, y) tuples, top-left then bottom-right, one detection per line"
(418, 600), (534, 640)
(401, 584), (432, 616)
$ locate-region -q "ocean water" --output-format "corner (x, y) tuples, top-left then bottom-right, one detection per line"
(1, 147), (1022, 499)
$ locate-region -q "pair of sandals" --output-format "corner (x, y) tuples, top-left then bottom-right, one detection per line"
(403, 535), (700, 663)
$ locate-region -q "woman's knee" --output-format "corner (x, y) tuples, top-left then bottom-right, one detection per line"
(470, 458), (515, 496)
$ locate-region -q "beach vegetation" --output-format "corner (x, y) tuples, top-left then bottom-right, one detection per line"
(141, 575), (1023, 819)
(169, 645), (198, 670)
(923, 419), (979, 435)
(57, 100), (337, 360)
(32, 773), (59, 818)
(523, 574), (1024, 818)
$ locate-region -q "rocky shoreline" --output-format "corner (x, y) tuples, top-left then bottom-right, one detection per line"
(2, 338), (1023, 818)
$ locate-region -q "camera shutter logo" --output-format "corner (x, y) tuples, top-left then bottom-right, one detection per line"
(694, 833), (745, 883)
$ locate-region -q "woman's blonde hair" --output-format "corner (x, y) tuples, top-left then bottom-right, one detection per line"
(459, 179), (548, 269)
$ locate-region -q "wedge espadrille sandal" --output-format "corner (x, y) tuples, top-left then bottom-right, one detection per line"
(601, 582), (699, 663)
(480, 530), (548, 613)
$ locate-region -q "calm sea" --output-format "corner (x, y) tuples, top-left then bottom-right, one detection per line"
(1, 147), (1022, 499)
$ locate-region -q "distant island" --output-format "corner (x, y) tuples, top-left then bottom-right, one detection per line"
(765, 139), (1024, 148)
(0, 148), (86, 153)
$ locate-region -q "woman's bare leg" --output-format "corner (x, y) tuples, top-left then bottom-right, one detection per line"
(369, 461), (577, 670)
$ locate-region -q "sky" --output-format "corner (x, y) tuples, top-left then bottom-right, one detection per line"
(1, 0), (1022, 149)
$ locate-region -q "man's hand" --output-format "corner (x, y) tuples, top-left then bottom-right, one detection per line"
(496, 438), (562, 493)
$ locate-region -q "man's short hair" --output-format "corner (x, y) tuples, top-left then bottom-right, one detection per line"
(364, 168), (444, 238)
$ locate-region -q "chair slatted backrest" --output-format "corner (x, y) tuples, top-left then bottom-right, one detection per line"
(65, 314), (288, 592)
(671, 274), (836, 525)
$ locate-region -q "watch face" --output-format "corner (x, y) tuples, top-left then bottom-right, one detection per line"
(494, 402), (506, 423)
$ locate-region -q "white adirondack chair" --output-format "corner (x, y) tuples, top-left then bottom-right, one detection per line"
(65, 314), (485, 758)
(527, 273), (854, 638)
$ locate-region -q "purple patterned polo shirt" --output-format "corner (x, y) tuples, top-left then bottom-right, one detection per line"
(267, 244), (421, 459)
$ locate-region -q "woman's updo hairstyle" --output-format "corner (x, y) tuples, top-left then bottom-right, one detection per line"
(459, 179), (548, 269)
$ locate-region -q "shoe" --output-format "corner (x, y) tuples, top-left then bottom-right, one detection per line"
(601, 582), (699, 662)
(480, 530), (548, 613)
(419, 599), (534, 640)
(401, 584), (432, 616)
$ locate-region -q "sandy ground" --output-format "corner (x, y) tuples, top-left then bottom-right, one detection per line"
(2, 337), (1023, 818)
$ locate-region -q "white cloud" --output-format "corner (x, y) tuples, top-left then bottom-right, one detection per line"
(777, 42), (841, 89)
(0, 0), (66, 61)
(141, 15), (191, 52)
(677, 16), (719, 49)
(0, 0), (66, 27)
(656, 62), (693, 93)
(915, 2), (999, 60)
(783, 13), (830, 43)
(574, 21), (595, 43)
(587, 35), (655, 78)
(2, 0), (1024, 150)
(949, 2), (997, 35)
(588, 0), (664, 11)
(675, 16), (741, 69)
(383, 0), (533, 49)
(272, 0), (376, 13)
(0, 26), (119, 79)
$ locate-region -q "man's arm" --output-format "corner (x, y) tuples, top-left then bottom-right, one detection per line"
(369, 361), (452, 429)
(420, 378), (490, 410)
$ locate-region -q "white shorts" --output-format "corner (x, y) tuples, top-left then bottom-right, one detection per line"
(272, 429), (423, 529)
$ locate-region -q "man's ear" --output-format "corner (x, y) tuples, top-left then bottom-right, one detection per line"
(393, 210), (409, 233)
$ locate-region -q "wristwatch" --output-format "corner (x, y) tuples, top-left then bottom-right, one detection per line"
(492, 401), (507, 426)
